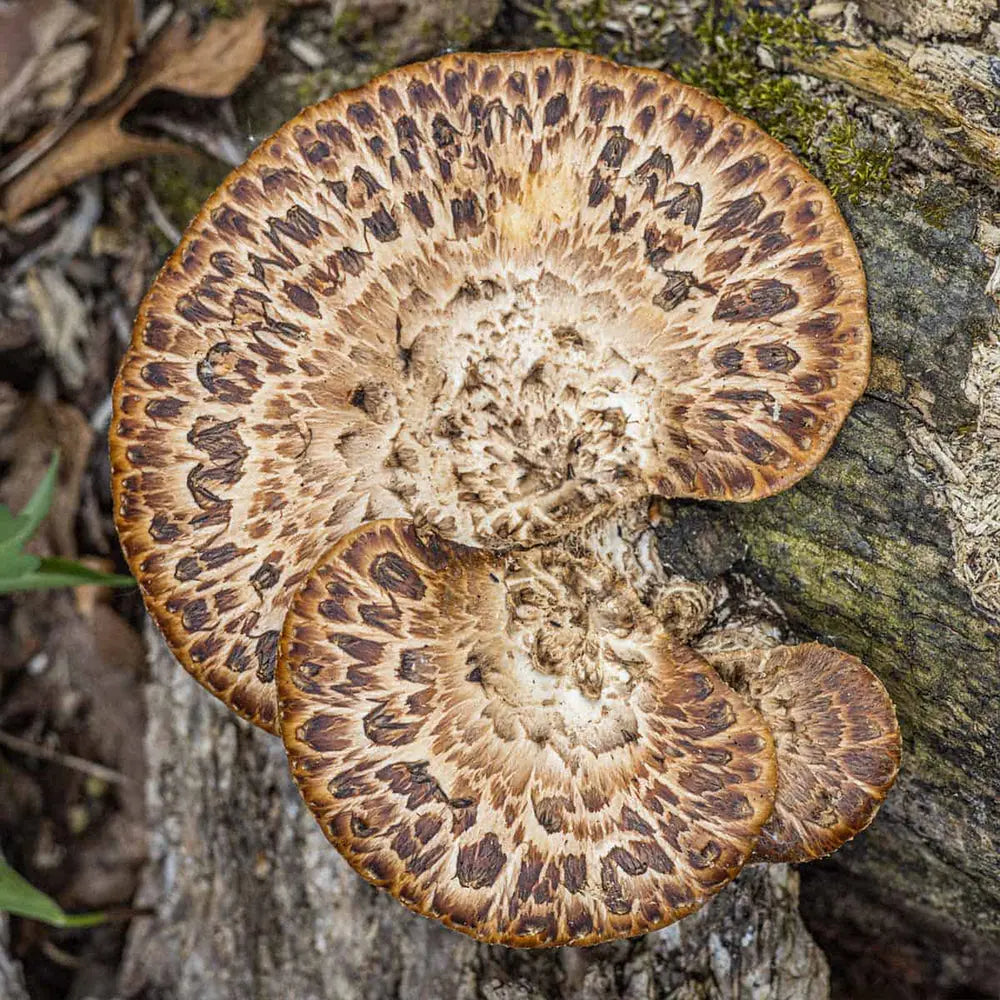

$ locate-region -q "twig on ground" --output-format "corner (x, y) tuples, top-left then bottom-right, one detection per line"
(0, 730), (134, 787)
(140, 180), (181, 246)
(131, 112), (246, 166)
(9, 180), (102, 280)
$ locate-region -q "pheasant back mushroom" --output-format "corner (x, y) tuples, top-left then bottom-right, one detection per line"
(113, 48), (869, 731)
(279, 519), (777, 946)
(111, 48), (896, 946)
(701, 643), (901, 863)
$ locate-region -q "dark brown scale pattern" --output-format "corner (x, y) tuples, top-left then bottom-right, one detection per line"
(701, 643), (901, 863)
(111, 49), (870, 732)
(108, 48), (895, 946)
(278, 520), (777, 947)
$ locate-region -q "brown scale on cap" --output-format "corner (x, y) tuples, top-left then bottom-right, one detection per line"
(279, 519), (777, 946)
(112, 49), (869, 731)
(700, 643), (901, 863)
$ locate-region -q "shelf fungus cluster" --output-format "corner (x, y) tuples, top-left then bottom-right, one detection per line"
(112, 50), (900, 946)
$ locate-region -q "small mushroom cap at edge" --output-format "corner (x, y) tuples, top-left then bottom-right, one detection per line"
(701, 642), (901, 863)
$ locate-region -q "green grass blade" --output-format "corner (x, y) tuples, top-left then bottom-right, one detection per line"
(0, 558), (135, 593)
(16, 453), (60, 543)
(36, 557), (134, 587)
(0, 452), (60, 569)
(0, 859), (106, 928)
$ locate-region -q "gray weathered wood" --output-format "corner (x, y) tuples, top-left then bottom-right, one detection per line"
(0, 915), (29, 1000)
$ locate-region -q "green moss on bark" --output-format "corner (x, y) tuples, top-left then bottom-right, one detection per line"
(529, 0), (892, 201)
(526, 0), (613, 51)
(673, 3), (891, 201)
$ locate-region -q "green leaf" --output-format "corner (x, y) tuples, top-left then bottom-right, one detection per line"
(0, 547), (41, 581)
(0, 452), (135, 593)
(0, 858), (106, 928)
(0, 558), (136, 593)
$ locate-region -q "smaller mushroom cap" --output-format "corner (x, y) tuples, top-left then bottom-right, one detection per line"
(701, 643), (900, 863)
(279, 519), (777, 946)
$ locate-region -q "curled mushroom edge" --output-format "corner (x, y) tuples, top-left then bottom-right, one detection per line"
(111, 48), (900, 947)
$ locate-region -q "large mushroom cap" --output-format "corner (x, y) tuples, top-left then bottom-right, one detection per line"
(279, 519), (776, 946)
(701, 643), (901, 863)
(112, 48), (869, 729)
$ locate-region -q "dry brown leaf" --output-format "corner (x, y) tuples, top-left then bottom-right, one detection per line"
(130, 9), (270, 100)
(0, 7), (268, 223)
(78, 0), (138, 107)
(3, 116), (183, 224)
(0, 4), (36, 97)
